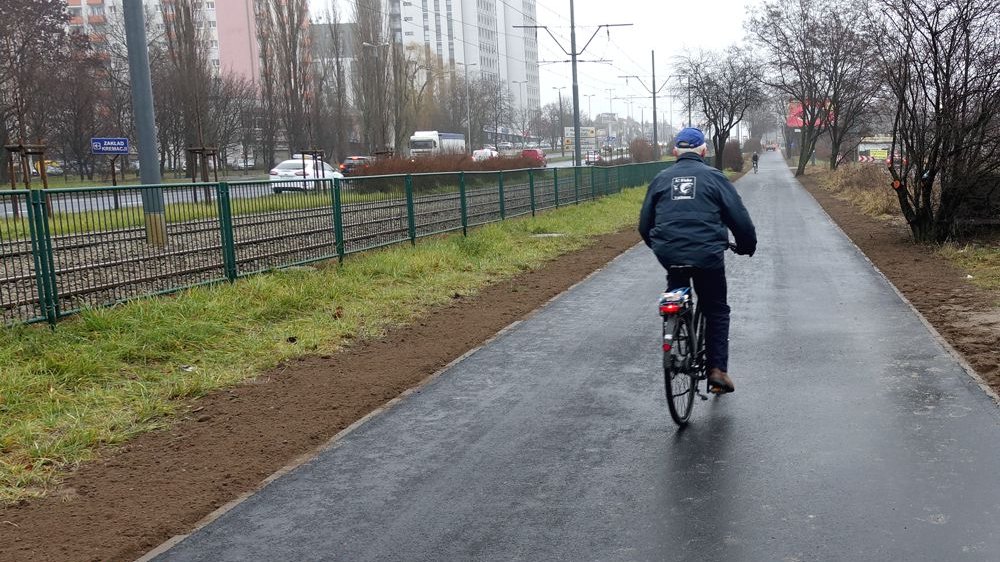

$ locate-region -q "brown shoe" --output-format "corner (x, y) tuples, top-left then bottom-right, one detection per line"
(707, 368), (734, 394)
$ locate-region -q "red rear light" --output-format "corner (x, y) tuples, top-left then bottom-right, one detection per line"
(339, 164), (346, 170)
(662, 342), (672, 351)
(659, 303), (681, 315)
(269, 170), (278, 175)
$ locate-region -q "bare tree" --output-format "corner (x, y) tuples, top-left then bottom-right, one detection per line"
(871, 0), (1000, 242)
(352, 0), (392, 154)
(161, 0), (214, 180)
(0, 0), (67, 186)
(815, 0), (878, 169)
(257, 0), (313, 153)
(748, 0), (833, 176)
(677, 47), (765, 170)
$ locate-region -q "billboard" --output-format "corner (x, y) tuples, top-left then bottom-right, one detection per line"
(786, 100), (834, 128)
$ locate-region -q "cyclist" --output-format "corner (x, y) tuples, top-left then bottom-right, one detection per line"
(639, 127), (757, 394)
(752, 151), (760, 173)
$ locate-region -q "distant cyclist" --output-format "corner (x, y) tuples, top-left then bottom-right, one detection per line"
(751, 151), (760, 173)
(639, 127), (757, 393)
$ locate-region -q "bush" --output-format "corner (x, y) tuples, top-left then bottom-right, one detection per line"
(346, 154), (542, 194)
(357, 154), (540, 177)
(724, 140), (744, 172)
(629, 139), (657, 163)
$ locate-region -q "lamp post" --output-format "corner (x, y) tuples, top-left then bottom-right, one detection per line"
(512, 80), (528, 146)
(457, 62), (477, 152)
(553, 86), (566, 157)
(583, 94), (595, 120)
(362, 41), (392, 154)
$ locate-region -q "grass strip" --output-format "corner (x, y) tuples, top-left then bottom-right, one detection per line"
(0, 186), (647, 503)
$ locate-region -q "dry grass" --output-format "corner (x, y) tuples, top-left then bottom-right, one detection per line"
(812, 164), (901, 219)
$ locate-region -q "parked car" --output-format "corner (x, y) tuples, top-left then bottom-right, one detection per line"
(472, 148), (500, 162)
(584, 150), (602, 165)
(338, 156), (371, 176)
(521, 148), (547, 167)
(269, 158), (342, 192)
(498, 142), (513, 151)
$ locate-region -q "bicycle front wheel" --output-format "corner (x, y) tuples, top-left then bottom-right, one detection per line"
(663, 314), (695, 425)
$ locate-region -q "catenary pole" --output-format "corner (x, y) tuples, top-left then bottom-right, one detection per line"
(124, 0), (166, 245)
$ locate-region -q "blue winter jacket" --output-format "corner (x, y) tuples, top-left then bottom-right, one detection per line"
(638, 153), (757, 269)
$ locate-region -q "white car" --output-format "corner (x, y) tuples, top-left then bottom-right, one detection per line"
(269, 159), (342, 192)
(472, 148), (500, 162)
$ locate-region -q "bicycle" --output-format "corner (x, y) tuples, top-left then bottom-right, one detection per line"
(752, 160), (759, 174)
(658, 244), (738, 426)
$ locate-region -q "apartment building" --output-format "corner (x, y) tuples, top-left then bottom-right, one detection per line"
(388, 0), (541, 114)
(66, 0), (249, 79)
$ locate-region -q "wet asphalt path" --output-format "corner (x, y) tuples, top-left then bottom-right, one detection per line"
(151, 152), (1000, 561)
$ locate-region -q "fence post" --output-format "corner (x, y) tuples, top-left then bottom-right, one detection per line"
(574, 167), (580, 204)
(498, 171), (506, 220)
(528, 169), (536, 217)
(332, 177), (345, 263)
(605, 167), (611, 196)
(590, 165), (596, 200)
(27, 190), (58, 325)
(404, 174), (417, 245)
(459, 171), (468, 236)
(216, 182), (238, 281)
(553, 167), (560, 208)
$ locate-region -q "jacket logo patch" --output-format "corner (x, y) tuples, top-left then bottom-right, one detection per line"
(671, 177), (697, 200)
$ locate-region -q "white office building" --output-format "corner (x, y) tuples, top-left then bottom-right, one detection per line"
(389, 0), (541, 115)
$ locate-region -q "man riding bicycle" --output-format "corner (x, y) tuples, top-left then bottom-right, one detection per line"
(752, 151), (760, 172)
(639, 128), (757, 393)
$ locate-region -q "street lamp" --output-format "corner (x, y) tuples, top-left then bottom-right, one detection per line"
(553, 86), (566, 157)
(512, 80), (528, 146)
(361, 41), (392, 154)
(583, 94), (595, 121)
(457, 62), (477, 152)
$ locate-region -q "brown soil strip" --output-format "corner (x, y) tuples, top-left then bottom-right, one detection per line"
(801, 176), (1000, 394)
(0, 228), (642, 562)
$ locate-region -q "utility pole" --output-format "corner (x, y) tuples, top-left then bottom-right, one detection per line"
(516, 14), (630, 166)
(553, 86), (566, 157)
(458, 62), (477, 152)
(124, 0), (166, 246)
(618, 50), (672, 159)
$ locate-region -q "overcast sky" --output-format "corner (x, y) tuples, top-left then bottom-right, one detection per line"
(533, 0), (755, 125)
(321, 0), (757, 126)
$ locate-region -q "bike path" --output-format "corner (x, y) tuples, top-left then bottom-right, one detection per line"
(151, 152), (1000, 561)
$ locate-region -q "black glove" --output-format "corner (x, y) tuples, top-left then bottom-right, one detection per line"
(735, 245), (755, 257)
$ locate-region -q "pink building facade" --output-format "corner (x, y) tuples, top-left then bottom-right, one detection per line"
(216, 0), (260, 83)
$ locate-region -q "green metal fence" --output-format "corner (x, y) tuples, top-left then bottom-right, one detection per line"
(0, 161), (670, 326)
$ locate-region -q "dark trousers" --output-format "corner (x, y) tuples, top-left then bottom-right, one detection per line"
(666, 266), (730, 372)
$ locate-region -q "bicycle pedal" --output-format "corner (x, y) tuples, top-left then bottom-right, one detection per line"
(697, 392), (710, 401)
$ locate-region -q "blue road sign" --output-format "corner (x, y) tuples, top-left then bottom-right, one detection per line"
(91, 137), (130, 155)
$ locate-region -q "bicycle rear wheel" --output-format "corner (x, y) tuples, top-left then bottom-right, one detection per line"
(663, 314), (695, 425)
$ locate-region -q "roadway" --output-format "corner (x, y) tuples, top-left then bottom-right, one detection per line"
(148, 151), (1000, 561)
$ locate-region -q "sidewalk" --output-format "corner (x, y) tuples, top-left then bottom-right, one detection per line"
(149, 152), (1000, 561)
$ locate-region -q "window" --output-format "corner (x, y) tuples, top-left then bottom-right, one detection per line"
(206, 1), (215, 8)
(209, 20), (216, 27)
(404, 16), (412, 21)
(405, 31), (414, 36)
